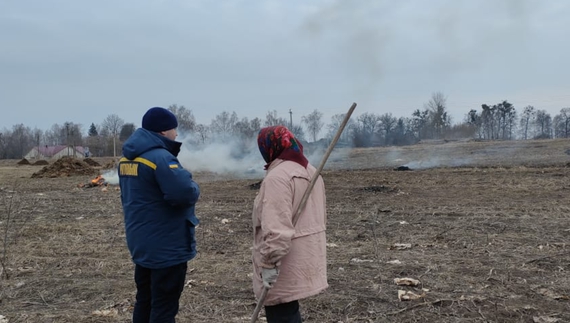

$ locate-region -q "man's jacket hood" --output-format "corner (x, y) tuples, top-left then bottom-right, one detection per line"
(123, 128), (181, 160)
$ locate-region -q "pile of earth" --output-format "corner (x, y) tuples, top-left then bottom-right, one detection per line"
(102, 159), (118, 169)
(17, 158), (30, 165)
(83, 158), (101, 167)
(31, 156), (97, 178)
(33, 160), (49, 166)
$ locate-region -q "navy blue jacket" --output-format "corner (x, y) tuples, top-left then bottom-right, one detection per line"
(118, 128), (200, 269)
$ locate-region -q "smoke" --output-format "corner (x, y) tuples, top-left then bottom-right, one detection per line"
(300, 0), (392, 97)
(177, 137), (265, 178)
(97, 138), (266, 183)
(102, 169), (120, 185)
(402, 156), (473, 170)
(98, 132), (340, 182)
(176, 134), (335, 177)
(300, 0), (535, 91)
(333, 142), (477, 170)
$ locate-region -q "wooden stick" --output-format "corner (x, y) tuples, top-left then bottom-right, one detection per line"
(251, 102), (357, 323)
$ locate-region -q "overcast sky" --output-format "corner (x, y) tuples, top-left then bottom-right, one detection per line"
(1, 0), (569, 133)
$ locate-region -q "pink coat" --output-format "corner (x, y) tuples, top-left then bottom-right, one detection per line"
(252, 159), (328, 306)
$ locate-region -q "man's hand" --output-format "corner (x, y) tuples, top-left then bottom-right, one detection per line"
(261, 267), (279, 289)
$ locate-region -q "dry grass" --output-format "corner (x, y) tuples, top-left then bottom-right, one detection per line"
(1, 139), (570, 322)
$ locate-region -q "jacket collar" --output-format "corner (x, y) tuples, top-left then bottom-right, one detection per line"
(266, 159), (285, 173)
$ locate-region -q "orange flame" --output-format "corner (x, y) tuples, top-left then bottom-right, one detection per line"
(91, 175), (105, 185)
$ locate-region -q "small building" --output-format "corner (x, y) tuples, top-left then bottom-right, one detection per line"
(24, 145), (86, 160)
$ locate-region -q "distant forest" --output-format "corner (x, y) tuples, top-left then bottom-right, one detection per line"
(1, 92), (569, 159)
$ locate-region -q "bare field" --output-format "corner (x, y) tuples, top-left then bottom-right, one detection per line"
(1, 139), (570, 322)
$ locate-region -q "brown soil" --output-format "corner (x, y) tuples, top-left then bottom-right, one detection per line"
(102, 159), (119, 169)
(84, 158), (101, 167)
(16, 158), (30, 165)
(30, 156), (97, 178)
(1, 138), (570, 322)
(32, 160), (49, 166)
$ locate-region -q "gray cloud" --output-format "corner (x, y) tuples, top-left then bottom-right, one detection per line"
(0, 0), (568, 131)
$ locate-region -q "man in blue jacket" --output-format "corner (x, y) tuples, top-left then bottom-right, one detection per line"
(118, 107), (200, 323)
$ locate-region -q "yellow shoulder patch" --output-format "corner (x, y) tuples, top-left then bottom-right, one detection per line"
(119, 162), (138, 176)
(118, 157), (157, 172)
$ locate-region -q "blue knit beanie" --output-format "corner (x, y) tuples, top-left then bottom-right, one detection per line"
(142, 107), (178, 132)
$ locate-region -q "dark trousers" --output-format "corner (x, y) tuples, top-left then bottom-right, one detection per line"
(132, 262), (187, 323)
(265, 300), (302, 323)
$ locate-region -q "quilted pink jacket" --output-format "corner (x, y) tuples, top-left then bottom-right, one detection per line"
(252, 159), (328, 306)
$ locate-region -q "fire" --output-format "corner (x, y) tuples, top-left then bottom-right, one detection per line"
(91, 175), (105, 185)
(78, 174), (119, 191)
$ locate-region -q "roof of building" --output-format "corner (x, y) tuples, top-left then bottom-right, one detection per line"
(36, 145), (85, 156)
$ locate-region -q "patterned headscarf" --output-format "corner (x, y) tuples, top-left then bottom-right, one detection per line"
(257, 126), (308, 169)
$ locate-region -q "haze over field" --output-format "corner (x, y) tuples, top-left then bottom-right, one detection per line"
(1, 0), (569, 130)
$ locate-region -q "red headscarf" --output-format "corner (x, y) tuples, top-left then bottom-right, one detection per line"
(257, 126), (308, 169)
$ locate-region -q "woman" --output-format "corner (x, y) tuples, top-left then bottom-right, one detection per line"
(252, 125), (328, 323)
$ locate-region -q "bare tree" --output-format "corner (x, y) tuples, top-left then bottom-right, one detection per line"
(102, 114), (125, 157)
(301, 109), (324, 142)
(194, 124), (210, 144)
(8, 124), (32, 159)
(264, 110), (288, 127)
(495, 101), (516, 140)
(379, 113), (397, 145)
(0, 132), (5, 159)
(250, 117), (262, 134)
(411, 109), (430, 140)
(520, 105), (536, 140)
(392, 117), (417, 145)
(234, 117), (263, 139)
(168, 104), (196, 134)
(480, 104), (496, 139)
(119, 123), (136, 142)
(290, 124), (306, 142)
(30, 128), (43, 159)
(353, 112), (381, 147)
(555, 107), (570, 138)
(326, 113), (356, 144)
(63, 122), (83, 148)
(44, 124), (63, 146)
(425, 92), (451, 139)
(534, 110), (552, 139)
(466, 109), (483, 139)
(210, 111), (238, 139)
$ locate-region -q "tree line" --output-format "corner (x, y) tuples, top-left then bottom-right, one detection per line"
(1, 93), (569, 159)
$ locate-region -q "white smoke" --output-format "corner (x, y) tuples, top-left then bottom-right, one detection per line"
(102, 169), (120, 185)
(177, 134), (265, 178)
(176, 134), (347, 177)
(105, 130), (354, 180)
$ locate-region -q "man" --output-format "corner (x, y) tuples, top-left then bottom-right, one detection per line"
(118, 107), (200, 323)
(252, 126), (328, 322)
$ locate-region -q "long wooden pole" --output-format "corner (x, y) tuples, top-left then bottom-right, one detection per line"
(251, 102), (357, 323)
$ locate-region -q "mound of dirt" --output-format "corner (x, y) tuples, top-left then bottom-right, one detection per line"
(33, 160), (49, 166)
(31, 156), (97, 178)
(102, 159), (118, 169)
(17, 158), (30, 165)
(83, 158), (101, 167)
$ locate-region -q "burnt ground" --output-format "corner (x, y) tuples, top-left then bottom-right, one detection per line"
(1, 139), (570, 322)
